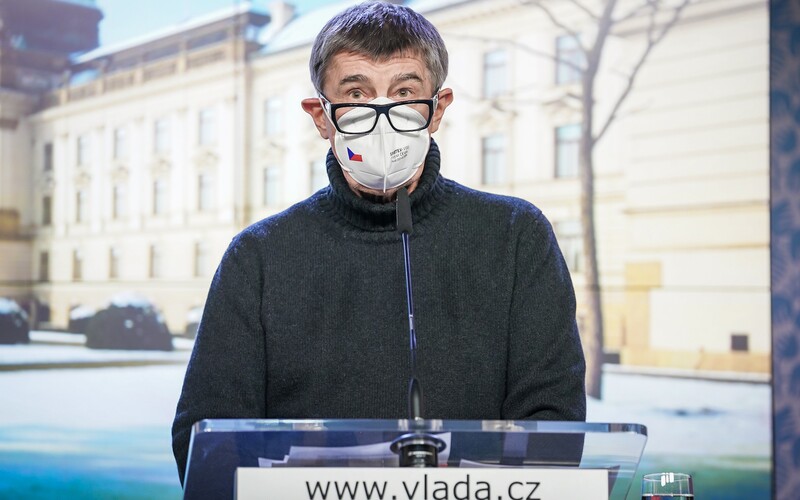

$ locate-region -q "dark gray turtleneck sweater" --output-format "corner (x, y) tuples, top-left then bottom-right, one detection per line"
(171, 141), (586, 481)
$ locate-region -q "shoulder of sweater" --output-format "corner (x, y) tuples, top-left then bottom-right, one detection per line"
(233, 190), (327, 244)
(440, 179), (558, 261)
(442, 178), (549, 226)
(238, 188), (328, 237)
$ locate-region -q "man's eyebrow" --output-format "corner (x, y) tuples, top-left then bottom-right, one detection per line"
(392, 72), (424, 84)
(338, 74), (370, 86)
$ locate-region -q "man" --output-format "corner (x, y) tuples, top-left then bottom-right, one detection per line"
(172, 0), (586, 483)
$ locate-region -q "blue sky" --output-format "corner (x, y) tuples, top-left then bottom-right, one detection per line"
(94, 0), (344, 46)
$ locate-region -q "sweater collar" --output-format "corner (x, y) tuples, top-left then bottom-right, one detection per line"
(323, 139), (447, 232)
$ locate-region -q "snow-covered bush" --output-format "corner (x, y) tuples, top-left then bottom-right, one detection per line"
(85, 293), (172, 351)
(0, 298), (29, 344)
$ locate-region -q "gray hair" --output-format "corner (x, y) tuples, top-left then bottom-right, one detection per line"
(309, 1), (449, 94)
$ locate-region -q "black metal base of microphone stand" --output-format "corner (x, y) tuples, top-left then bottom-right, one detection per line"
(390, 433), (447, 468)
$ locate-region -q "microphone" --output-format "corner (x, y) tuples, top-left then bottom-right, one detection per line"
(390, 187), (446, 468)
(396, 186), (413, 235)
(395, 187), (422, 420)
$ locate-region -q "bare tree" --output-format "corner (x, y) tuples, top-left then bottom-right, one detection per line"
(520, 0), (692, 398)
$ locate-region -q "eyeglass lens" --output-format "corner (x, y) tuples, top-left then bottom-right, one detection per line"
(335, 102), (431, 134)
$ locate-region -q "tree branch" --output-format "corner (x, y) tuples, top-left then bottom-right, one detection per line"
(594, 0), (692, 144)
(443, 32), (585, 73)
(652, 0), (693, 45)
(568, 0), (600, 20)
(613, 0), (656, 24)
(519, 0), (590, 56)
(645, 0), (659, 44)
(584, 0), (619, 78)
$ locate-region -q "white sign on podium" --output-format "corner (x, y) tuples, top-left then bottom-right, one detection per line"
(235, 467), (609, 500)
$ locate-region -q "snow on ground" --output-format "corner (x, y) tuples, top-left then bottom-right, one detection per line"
(0, 331), (193, 365)
(0, 332), (191, 430)
(0, 333), (772, 461)
(30, 331), (88, 345)
(0, 365), (186, 429)
(588, 372), (771, 458)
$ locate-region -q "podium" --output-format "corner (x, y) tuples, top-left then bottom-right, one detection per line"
(183, 419), (647, 500)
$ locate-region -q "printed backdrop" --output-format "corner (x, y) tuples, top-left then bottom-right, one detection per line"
(771, 0), (800, 498)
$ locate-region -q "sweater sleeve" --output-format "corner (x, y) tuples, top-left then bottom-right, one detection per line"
(171, 230), (267, 484)
(502, 206), (587, 421)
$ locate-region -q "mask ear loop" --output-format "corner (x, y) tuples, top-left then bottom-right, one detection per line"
(318, 94), (336, 128)
(429, 90), (440, 128)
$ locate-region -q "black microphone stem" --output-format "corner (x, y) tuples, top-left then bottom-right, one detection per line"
(396, 187), (422, 421)
(402, 230), (423, 421)
(391, 187), (445, 467)
(402, 231), (415, 357)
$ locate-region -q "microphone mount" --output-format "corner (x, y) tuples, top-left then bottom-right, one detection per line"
(390, 187), (446, 468)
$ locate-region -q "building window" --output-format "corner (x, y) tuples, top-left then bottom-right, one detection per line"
(555, 124), (581, 178)
(77, 134), (90, 166)
(39, 251), (49, 282)
(263, 98), (282, 136)
(555, 35), (585, 85)
(263, 166), (281, 206)
(153, 179), (167, 215)
(109, 247), (120, 279)
(72, 249), (83, 281)
(149, 244), (162, 278)
(113, 184), (127, 219)
(198, 174), (213, 211)
(245, 25), (260, 43)
(43, 142), (53, 171)
(42, 195), (52, 226)
(154, 118), (170, 153)
(194, 242), (208, 278)
(555, 220), (583, 273)
(76, 190), (88, 223)
(483, 49), (509, 99)
(113, 127), (127, 160)
(731, 333), (749, 352)
(310, 159), (328, 193)
(198, 107), (216, 146)
(481, 134), (507, 185)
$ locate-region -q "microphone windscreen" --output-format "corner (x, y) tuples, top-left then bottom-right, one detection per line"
(396, 187), (413, 235)
(408, 376), (423, 420)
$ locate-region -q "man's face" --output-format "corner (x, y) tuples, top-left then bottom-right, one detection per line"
(302, 51), (453, 199)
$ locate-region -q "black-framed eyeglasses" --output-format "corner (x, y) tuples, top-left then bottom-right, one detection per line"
(319, 93), (439, 135)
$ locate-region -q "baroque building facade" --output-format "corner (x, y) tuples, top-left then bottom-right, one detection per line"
(0, 0), (768, 374)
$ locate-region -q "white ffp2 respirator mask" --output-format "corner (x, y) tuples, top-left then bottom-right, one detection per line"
(326, 97), (432, 193)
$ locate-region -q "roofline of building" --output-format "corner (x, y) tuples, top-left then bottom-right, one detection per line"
(74, 1), (269, 64)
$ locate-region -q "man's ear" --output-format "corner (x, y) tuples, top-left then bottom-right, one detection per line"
(301, 97), (330, 139)
(428, 88), (453, 134)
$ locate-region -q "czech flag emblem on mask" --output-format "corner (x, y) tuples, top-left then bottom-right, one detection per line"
(347, 147), (363, 162)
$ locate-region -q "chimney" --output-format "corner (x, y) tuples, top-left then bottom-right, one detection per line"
(265, 1), (296, 38)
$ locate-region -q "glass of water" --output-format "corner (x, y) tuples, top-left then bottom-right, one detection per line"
(642, 472), (694, 499)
